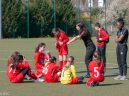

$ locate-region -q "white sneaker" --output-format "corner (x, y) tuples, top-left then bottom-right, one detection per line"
(24, 75), (31, 80)
(114, 75), (122, 80)
(35, 78), (44, 83)
(120, 76), (128, 80)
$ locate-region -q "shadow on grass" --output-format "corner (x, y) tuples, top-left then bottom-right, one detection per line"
(23, 80), (34, 83)
(99, 83), (123, 86)
(105, 74), (119, 77)
(77, 70), (86, 73)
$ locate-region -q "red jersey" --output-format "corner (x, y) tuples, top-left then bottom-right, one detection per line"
(34, 51), (51, 73)
(43, 62), (60, 82)
(97, 28), (109, 47)
(88, 60), (104, 81)
(55, 32), (69, 49)
(7, 61), (30, 81)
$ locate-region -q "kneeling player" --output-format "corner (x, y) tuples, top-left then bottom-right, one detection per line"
(7, 52), (44, 83)
(86, 51), (104, 87)
(60, 56), (84, 84)
(43, 56), (61, 83)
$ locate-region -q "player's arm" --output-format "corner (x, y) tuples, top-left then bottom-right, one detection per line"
(67, 35), (80, 44)
(67, 31), (86, 45)
(71, 65), (77, 78)
(116, 29), (128, 42)
(100, 30), (109, 41)
(62, 34), (69, 45)
(18, 63), (30, 69)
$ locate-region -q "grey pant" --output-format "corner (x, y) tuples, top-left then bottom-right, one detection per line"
(116, 44), (128, 76)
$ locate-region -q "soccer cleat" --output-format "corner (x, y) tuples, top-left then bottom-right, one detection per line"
(114, 75), (123, 80)
(90, 82), (95, 87)
(85, 73), (90, 78)
(95, 82), (99, 86)
(78, 76), (84, 83)
(24, 75), (31, 80)
(34, 78), (44, 83)
(120, 76), (128, 80)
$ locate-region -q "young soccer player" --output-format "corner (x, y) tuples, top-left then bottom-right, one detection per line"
(86, 51), (104, 87)
(7, 52), (44, 83)
(43, 56), (61, 83)
(34, 42), (51, 77)
(67, 23), (96, 78)
(60, 56), (84, 84)
(52, 28), (69, 70)
(94, 23), (109, 71)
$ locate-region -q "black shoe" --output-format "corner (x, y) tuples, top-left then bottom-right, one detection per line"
(95, 82), (99, 86)
(90, 82), (95, 87)
(78, 76), (84, 84)
(85, 73), (90, 78)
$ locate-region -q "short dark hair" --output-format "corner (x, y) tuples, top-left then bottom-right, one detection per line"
(49, 56), (57, 63)
(17, 55), (24, 61)
(116, 18), (124, 25)
(95, 22), (101, 28)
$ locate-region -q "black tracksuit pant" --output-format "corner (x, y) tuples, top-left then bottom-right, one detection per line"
(116, 44), (128, 76)
(85, 44), (96, 75)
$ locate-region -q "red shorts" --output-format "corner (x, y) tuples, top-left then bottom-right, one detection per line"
(45, 74), (59, 83)
(86, 76), (104, 86)
(10, 73), (24, 83)
(69, 77), (78, 84)
(57, 46), (68, 55)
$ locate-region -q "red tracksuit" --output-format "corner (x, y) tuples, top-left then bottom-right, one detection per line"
(97, 28), (109, 47)
(34, 51), (51, 76)
(86, 60), (104, 86)
(7, 61), (37, 83)
(55, 32), (69, 55)
(43, 62), (60, 83)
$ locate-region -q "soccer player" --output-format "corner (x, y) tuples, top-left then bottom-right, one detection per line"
(7, 52), (44, 83)
(52, 28), (69, 70)
(114, 18), (128, 80)
(86, 51), (104, 87)
(67, 23), (96, 78)
(43, 56), (61, 83)
(94, 22), (109, 71)
(34, 42), (51, 77)
(60, 56), (84, 84)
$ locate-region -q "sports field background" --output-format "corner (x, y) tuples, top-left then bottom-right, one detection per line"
(0, 36), (129, 96)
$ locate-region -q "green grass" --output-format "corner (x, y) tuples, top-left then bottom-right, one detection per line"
(0, 37), (129, 96)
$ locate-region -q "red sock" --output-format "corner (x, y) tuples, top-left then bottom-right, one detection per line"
(63, 60), (67, 66)
(59, 61), (63, 70)
(28, 70), (38, 80)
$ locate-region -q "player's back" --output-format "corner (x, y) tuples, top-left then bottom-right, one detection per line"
(43, 63), (59, 80)
(89, 61), (104, 80)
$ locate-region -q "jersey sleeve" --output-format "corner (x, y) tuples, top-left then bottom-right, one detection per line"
(101, 30), (109, 41)
(18, 62), (30, 69)
(71, 65), (77, 78)
(122, 29), (128, 37)
(62, 33), (69, 45)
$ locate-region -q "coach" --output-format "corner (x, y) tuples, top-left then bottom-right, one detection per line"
(114, 18), (128, 80)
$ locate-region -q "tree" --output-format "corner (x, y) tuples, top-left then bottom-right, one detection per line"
(2, 0), (26, 38)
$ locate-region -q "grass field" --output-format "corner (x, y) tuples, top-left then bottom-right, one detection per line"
(0, 36), (129, 96)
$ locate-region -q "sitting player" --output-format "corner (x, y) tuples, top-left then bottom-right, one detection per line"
(86, 51), (104, 87)
(43, 56), (61, 83)
(60, 56), (84, 84)
(7, 52), (44, 83)
(34, 42), (51, 78)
